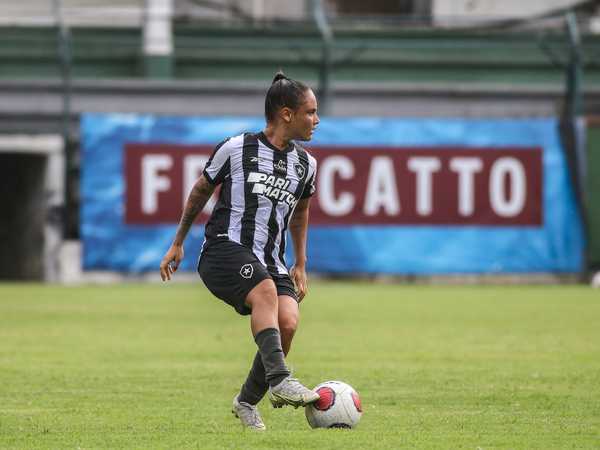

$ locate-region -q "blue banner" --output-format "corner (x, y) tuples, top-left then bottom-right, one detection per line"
(81, 114), (584, 274)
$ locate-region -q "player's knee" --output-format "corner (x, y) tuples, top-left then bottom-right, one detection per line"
(279, 314), (298, 339)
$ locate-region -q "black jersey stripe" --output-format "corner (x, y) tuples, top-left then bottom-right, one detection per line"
(301, 170), (316, 198)
(263, 150), (288, 274)
(203, 137), (231, 184)
(296, 147), (310, 176)
(204, 158), (231, 241)
(277, 147), (309, 267)
(240, 133), (260, 248)
(264, 206), (280, 275)
(213, 159), (231, 186)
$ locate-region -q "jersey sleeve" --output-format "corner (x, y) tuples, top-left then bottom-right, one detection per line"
(300, 154), (317, 199)
(203, 138), (232, 185)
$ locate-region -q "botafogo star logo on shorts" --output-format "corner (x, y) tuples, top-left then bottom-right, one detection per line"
(240, 263), (254, 279)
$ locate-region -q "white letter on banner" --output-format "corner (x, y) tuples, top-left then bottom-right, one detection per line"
(407, 157), (440, 216)
(318, 156), (355, 216)
(449, 157), (483, 216)
(142, 154), (172, 214)
(489, 157), (526, 217)
(364, 157), (400, 216)
(184, 155), (215, 214)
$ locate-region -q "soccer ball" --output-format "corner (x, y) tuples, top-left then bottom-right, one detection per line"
(305, 380), (362, 429)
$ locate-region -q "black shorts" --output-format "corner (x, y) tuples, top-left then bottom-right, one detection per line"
(197, 240), (298, 316)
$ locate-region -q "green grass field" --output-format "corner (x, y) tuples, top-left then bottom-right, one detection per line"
(1, 282), (599, 449)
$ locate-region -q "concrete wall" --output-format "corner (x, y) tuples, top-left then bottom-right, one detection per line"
(0, 0), (308, 26)
(433, 0), (583, 22)
(0, 0), (143, 27)
(0, 79), (573, 137)
(2, 0), (587, 27)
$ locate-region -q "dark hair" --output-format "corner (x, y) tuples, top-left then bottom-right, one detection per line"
(264, 71), (310, 122)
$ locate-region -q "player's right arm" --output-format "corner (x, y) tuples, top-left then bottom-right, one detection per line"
(159, 136), (232, 281)
(160, 174), (215, 281)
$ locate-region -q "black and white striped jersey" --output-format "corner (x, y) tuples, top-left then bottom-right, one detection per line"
(202, 132), (317, 275)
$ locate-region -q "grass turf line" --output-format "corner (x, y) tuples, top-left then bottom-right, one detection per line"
(0, 282), (599, 449)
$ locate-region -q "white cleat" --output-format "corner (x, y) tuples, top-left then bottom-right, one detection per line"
(268, 377), (320, 409)
(232, 395), (266, 431)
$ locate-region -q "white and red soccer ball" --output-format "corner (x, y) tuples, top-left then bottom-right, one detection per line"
(305, 381), (362, 429)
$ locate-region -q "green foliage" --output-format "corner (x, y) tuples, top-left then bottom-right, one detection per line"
(0, 282), (599, 449)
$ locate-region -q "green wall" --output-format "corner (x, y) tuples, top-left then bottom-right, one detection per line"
(4, 24), (600, 86)
(586, 124), (600, 269)
(0, 27), (142, 78)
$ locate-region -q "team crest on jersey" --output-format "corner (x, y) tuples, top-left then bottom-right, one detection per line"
(294, 163), (306, 179)
(240, 263), (254, 279)
(273, 159), (287, 175)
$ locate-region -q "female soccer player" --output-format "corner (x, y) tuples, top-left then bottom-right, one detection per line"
(159, 72), (320, 430)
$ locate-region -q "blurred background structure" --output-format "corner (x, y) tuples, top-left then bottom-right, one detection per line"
(1, 0), (599, 282)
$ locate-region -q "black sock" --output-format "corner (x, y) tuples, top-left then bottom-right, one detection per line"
(238, 351), (268, 405)
(254, 327), (290, 387)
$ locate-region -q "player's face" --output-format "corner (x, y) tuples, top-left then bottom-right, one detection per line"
(291, 89), (319, 141)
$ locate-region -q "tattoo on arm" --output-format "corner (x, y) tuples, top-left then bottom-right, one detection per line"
(290, 200), (309, 229)
(173, 175), (215, 245)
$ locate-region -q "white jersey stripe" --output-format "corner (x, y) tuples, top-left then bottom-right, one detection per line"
(251, 144), (275, 265)
(225, 135), (245, 243)
(272, 148), (300, 274)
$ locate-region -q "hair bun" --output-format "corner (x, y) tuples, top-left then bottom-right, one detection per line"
(272, 71), (288, 84)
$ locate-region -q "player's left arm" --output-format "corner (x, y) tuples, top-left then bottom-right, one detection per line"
(289, 197), (311, 302)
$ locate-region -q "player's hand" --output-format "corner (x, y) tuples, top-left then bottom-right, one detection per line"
(160, 244), (184, 281)
(290, 264), (308, 302)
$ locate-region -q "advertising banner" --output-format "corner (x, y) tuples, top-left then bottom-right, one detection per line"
(81, 114), (584, 274)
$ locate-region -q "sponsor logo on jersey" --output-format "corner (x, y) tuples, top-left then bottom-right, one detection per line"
(247, 172), (297, 207)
